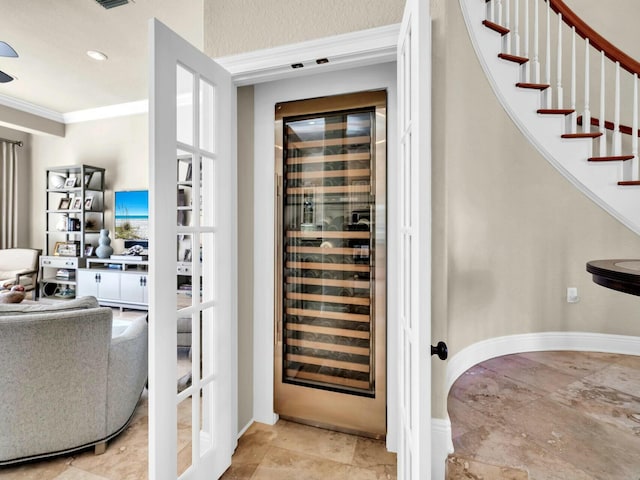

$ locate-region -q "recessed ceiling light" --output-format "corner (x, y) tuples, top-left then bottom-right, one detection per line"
(87, 50), (108, 61)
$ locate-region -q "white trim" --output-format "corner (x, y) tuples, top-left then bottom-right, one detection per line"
(63, 99), (148, 123)
(431, 417), (453, 480)
(237, 419), (254, 440)
(216, 24), (400, 86)
(446, 331), (640, 393)
(0, 92), (65, 123)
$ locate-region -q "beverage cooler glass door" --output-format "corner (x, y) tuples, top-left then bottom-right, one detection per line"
(275, 90), (387, 438)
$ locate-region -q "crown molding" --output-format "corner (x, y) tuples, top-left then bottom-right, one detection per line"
(0, 24), (399, 129)
(214, 23), (400, 86)
(0, 92), (64, 123)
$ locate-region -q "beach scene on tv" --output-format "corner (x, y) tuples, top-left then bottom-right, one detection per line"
(115, 190), (149, 240)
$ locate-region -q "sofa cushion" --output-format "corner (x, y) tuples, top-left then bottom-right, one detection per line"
(0, 296), (100, 316)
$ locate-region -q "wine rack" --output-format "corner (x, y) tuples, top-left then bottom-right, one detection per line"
(281, 105), (380, 396)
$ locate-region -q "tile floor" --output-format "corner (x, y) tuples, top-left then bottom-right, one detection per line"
(447, 351), (640, 480)
(3, 345), (638, 479)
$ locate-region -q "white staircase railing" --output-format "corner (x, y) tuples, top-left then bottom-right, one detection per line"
(462, 0), (640, 234)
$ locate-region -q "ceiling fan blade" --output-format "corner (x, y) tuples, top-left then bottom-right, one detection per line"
(0, 70), (14, 83)
(0, 41), (18, 58)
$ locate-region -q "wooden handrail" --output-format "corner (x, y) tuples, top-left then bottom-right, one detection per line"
(547, 0), (640, 75)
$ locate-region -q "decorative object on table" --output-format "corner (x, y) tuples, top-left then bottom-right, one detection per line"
(55, 215), (69, 232)
(57, 197), (71, 210)
(53, 241), (81, 257)
(83, 172), (93, 187)
(84, 196), (94, 210)
(85, 218), (96, 230)
(95, 229), (114, 259)
(84, 245), (94, 257)
(49, 174), (66, 189)
(110, 244), (148, 261)
(0, 285), (25, 303)
(71, 196), (82, 210)
(64, 177), (77, 188)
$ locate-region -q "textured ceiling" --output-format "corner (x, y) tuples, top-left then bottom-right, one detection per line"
(0, 0), (202, 114)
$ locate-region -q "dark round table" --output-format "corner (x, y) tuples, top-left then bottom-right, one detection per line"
(586, 259), (640, 296)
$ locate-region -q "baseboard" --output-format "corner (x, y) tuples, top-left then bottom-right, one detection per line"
(237, 418), (254, 440)
(446, 331), (640, 392)
(432, 417), (453, 480)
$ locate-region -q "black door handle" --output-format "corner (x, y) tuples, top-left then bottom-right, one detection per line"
(431, 341), (448, 360)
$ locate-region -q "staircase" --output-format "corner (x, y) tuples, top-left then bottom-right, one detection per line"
(460, 0), (640, 235)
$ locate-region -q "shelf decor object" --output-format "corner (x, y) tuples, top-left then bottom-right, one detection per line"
(95, 229), (114, 259)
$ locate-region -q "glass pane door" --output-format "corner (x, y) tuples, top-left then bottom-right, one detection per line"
(275, 90), (387, 438)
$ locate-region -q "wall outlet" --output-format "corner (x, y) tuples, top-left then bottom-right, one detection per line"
(567, 287), (579, 303)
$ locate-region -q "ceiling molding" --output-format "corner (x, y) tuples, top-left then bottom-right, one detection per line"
(0, 24), (399, 129)
(0, 92), (64, 123)
(215, 23), (400, 86)
(63, 99), (148, 124)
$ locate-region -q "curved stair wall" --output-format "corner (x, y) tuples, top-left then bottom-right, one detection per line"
(460, 0), (640, 235)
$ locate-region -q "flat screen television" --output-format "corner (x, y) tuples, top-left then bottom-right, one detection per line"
(115, 190), (149, 241)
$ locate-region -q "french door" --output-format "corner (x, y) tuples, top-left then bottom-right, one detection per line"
(397, 0), (432, 478)
(149, 18), (236, 480)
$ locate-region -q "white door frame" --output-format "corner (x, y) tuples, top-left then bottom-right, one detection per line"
(252, 62), (399, 448)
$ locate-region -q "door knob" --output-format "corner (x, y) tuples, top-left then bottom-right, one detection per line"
(430, 341), (448, 360)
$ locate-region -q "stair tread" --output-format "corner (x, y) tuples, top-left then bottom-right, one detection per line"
(561, 132), (603, 139)
(516, 82), (550, 90)
(618, 180), (640, 186)
(482, 19), (510, 36)
(537, 109), (575, 115)
(498, 53), (529, 64)
(589, 155), (635, 162)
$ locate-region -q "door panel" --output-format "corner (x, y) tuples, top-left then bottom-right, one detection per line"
(397, 0), (432, 478)
(274, 90), (387, 438)
(149, 18), (236, 480)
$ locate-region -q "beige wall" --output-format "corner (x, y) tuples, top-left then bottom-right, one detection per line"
(204, 0), (405, 57)
(429, 0), (640, 418)
(29, 115), (148, 254)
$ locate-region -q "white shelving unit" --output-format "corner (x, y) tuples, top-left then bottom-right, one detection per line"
(40, 164), (105, 300)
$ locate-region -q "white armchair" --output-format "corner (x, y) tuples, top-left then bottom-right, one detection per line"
(0, 248), (41, 299)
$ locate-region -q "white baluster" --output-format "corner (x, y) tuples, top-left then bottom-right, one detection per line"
(613, 62), (621, 156)
(556, 13), (563, 109)
(569, 26), (576, 133)
(544, 0), (552, 108)
(599, 52), (607, 157)
(633, 74), (639, 180)
(583, 39), (591, 134)
(532, 0), (540, 83)
(498, 0), (503, 26)
(514, 0), (520, 57)
(504, 0), (511, 54)
(490, 0), (496, 23)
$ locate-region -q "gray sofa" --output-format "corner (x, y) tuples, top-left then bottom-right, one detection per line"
(0, 296), (147, 465)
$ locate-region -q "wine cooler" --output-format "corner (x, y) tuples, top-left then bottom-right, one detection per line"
(274, 90), (387, 437)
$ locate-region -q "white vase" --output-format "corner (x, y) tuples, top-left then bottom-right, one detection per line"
(95, 229), (114, 259)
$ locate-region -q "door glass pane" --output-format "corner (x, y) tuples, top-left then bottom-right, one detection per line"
(200, 155), (215, 227)
(282, 109), (375, 396)
(177, 155), (193, 227)
(177, 234), (194, 308)
(177, 64), (194, 146)
(199, 78), (215, 154)
(200, 232), (214, 304)
(177, 394), (193, 476)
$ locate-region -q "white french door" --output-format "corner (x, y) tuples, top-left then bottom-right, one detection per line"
(149, 18), (236, 480)
(397, 0), (432, 478)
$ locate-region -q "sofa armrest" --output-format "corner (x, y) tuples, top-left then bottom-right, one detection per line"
(105, 316), (148, 435)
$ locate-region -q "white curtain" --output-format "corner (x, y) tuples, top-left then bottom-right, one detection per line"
(0, 140), (19, 249)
